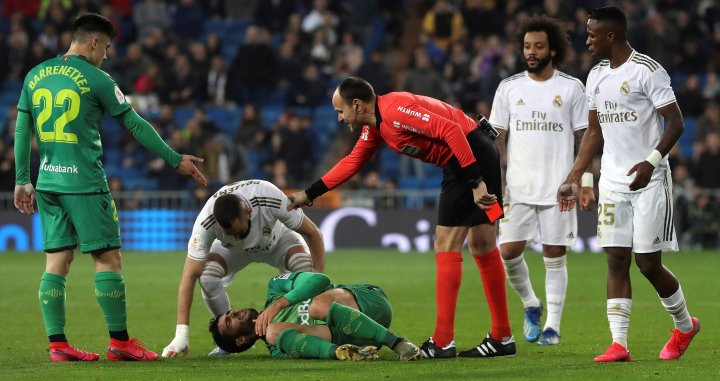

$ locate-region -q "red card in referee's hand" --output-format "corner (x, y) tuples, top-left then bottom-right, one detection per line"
(484, 201), (503, 223)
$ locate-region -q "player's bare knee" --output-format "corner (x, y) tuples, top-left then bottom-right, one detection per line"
(91, 249), (122, 272)
(309, 294), (334, 320)
(206, 253), (228, 272)
(543, 245), (566, 258)
(199, 260), (226, 292)
(605, 250), (631, 274)
(468, 240), (494, 256)
(434, 233), (462, 252)
(634, 254), (662, 279)
(468, 235), (495, 255)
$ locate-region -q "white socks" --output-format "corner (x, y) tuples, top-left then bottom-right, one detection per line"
(503, 253), (541, 308)
(660, 286), (693, 333)
(607, 298), (632, 348)
(543, 255), (567, 333)
(199, 261), (231, 316)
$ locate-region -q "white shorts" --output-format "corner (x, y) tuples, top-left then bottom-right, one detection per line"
(498, 200), (577, 246)
(209, 228), (311, 287)
(597, 173), (678, 253)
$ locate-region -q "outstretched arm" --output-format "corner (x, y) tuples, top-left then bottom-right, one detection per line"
(118, 109), (207, 186)
(290, 127), (381, 210)
(162, 256), (205, 358)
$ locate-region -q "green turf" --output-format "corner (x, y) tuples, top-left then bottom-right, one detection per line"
(0, 250), (718, 380)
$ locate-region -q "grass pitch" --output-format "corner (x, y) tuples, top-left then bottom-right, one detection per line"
(0, 249), (718, 380)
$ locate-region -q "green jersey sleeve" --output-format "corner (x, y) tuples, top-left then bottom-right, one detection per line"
(265, 272), (332, 307)
(119, 109), (182, 168)
(17, 85), (29, 112)
(14, 86), (32, 185)
(94, 72), (131, 117)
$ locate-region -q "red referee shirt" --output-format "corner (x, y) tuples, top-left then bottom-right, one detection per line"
(307, 92), (483, 199)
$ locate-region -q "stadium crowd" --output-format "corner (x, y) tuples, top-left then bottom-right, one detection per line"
(0, 0), (718, 248)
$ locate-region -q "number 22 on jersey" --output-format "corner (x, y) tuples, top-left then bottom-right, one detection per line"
(32, 88), (80, 144)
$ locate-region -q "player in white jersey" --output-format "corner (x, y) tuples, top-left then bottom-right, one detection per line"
(162, 179), (325, 358)
(490, 16), (594, 346)
(558, 7), (699, 362)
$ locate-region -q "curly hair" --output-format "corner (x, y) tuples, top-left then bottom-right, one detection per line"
(517, 16), (572, 68)
(208, 314), (255, 353)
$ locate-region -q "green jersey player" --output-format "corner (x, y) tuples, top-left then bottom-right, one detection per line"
(13, 13), (206, 362)
(208, 272), (421, 361)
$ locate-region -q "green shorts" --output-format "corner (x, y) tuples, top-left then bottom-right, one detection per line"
(36, 191), (121, 253)
(331, 284), (393, 347)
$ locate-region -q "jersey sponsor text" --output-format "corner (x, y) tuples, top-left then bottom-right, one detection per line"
(40, 161), (79, 174)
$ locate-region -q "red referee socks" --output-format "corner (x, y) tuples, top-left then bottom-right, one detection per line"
(474, 248), (512, 341)
(432, 251), (462, 347)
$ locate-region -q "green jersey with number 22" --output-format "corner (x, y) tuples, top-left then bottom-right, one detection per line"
(17, 55), (131, 193)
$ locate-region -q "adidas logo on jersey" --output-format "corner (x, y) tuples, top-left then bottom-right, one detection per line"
(516, 99), (525, 106)
(653, 237), (661, 245)
(567, 232), (574, 239)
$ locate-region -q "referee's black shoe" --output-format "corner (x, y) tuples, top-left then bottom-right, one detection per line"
(458, 333), (516, 358)
(419, 337), (456, 358)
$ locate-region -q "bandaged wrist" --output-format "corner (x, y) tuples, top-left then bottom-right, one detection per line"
(175, 324), (189, 338)
(645, 150), (662, 168)
(581, 172), (593, 187)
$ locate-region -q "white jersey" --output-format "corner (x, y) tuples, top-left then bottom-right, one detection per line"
(187, 180), (305, 261)
(586, 50), (676, 193)
(490, 70), (588, 204)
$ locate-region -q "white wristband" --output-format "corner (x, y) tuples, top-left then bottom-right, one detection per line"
(645, 150), (662, 168)
(581, 172), (593, 188)
(175, 324), (189, 338)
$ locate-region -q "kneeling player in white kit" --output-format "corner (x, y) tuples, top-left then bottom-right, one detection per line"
(559, 6), (699, 362)
(490, 15), (593, 346)
(162, 179), (325, 358)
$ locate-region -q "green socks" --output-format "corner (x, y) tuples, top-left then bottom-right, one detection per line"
(39, 272), (67, 336)
(39, 271), (128, 340)
(326, 302), (399, 348)
(276, 329), (338, 359)
(94, 272), (127, 332)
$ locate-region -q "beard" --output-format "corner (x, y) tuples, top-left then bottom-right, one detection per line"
(238, 219), (252, 239)
(525, 55), (552, 73)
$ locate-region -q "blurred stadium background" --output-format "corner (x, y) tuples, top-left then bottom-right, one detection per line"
(0, 0), (718, 252)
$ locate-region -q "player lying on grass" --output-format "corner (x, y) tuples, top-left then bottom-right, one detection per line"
(162, 180), (325, 358)
(208, 272), (422, 361)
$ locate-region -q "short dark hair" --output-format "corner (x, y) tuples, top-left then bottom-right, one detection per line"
(208, 314), (255, 353)
(213, 194), (245, 229)
(73, 13), (115, 40)
(588, 6), (627, 40)
(337, 77), (376, 105)
(518, 15), (572, 68)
